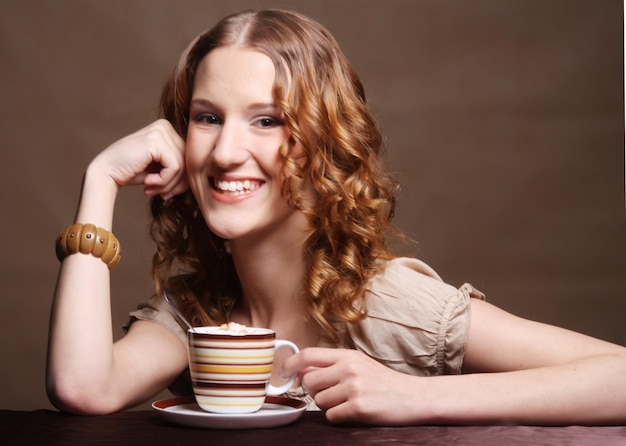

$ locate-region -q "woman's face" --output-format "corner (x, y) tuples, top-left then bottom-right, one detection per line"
(186, 46), (306, 242)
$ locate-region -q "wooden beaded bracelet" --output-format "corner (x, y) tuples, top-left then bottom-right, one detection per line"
(55, 223), (122, 270)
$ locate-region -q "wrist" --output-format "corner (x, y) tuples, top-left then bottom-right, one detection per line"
(55, 223), (122, 270)
(401, 375), (461, 425)
(74, 162), (119, 229)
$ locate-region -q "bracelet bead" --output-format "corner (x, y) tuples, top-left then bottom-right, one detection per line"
(55, 223), (121, 269)
(78, 223), (97, 254)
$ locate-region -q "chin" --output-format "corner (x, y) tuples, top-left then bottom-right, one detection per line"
(204, 217), (248, 241)
(205, 223), (234, 240)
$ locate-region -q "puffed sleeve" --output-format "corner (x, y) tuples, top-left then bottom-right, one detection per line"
(123, 294), (188, 349)
(348, 257), (485, 376)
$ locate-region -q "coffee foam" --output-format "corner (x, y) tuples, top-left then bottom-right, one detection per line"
(211, 322), (271, 335)
(218, 322), (250, 334)
(191, 323), (272, 336)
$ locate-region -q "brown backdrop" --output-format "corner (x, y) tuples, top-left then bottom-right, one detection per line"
(1, 0), (624, 411)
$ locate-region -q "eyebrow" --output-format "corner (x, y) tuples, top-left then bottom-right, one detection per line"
(190, 98), (280, 113)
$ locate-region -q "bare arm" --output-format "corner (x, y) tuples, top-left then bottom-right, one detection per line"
(284, 299), (626, 425)
(46, 120), (189, 414)
(436, 298), (626, 425)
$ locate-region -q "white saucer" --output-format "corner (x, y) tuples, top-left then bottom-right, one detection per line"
(152, 396), (307, 429)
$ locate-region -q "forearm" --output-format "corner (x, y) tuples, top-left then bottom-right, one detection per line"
(422, 354), (626, 425)
(47, 121), (188, 413)
(47, 166), (121, 413)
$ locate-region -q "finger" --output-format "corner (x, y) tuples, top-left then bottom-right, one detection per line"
(281, 348), (343, 377)
(165, 175), (190, 198)
(300, 365), (340, 397)
(142, 121), (185, 184)
(324, 400), (359, 425)
(153, 119), (185, 154)
(143, 147), (184, 186)
(144, 159), (188, 196)
(141, 124), (187, 198)
(313, 383), (348, 414)
(143, 166), (182, 187)
(150, 179), (190, 200)
(297, 366), (321, 379)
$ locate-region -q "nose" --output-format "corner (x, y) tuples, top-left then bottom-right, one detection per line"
(210, 119), (249, 169)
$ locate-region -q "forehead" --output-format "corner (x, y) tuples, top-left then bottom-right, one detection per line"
(192, 46), (277, 104)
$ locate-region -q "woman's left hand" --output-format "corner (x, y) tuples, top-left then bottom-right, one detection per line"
(281, 347), (421, 425)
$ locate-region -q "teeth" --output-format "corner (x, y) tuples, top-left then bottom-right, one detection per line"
(214, 179), (260, 195)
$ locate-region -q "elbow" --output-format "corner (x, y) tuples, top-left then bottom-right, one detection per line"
(46, 376), (121, 415)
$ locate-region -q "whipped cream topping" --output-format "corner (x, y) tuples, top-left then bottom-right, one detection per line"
(219, 322), (250, 334)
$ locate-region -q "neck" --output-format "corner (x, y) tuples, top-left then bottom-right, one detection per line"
(228, 214), (310, 332)
(228, 223), (319, 349)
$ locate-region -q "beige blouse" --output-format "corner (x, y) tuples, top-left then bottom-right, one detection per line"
(126, 257), (485, 407)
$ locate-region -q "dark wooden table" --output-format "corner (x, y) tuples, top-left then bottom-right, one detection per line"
(2, 409), (626, 445)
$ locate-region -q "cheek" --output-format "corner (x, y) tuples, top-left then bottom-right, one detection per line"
(185, 134), (209, 172)
(184, 137), (212, 201)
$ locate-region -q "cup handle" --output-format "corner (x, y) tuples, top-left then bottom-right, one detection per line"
(266, 339), (299, 395)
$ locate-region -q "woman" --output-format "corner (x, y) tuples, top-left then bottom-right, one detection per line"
(47, 9), (626, 425)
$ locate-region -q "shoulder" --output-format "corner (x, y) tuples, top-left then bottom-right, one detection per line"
(125, 294), (188, 348)
(365, 257), (481, 319)
(348, 257), (484, 375)
(369, 256), (446, 293)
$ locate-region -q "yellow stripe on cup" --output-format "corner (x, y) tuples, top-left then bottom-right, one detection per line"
(193, 351), (275, 360)
(193, 364), (273, 374)
(193, 388), (267, 397)
(191, 340), (275, 349)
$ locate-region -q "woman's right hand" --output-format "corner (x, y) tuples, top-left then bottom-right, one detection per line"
(88, 119), (189, 200)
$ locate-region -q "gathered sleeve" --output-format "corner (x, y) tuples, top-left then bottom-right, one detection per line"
(348, 257), (485, 376)
(123, 294), (188, 349)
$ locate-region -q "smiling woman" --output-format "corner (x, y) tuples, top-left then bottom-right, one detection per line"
(185, 47), (298, 242)
(45, 8), (626, 425)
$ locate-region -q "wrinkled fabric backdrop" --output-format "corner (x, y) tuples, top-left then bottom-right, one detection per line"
(0, 0), (624, 410)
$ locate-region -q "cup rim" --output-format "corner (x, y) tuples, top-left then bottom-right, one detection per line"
(189, 325), (276, 337)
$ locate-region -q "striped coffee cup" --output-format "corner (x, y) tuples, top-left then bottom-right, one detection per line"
(188, 326), (299, 414)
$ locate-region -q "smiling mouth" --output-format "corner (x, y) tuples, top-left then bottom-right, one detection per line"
(211, 178), (262, 196)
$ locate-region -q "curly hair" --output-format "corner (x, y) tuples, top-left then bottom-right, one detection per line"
(151, 9), (403, 342)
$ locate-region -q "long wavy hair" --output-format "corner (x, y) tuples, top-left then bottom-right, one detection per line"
(151, 9), (403, 342)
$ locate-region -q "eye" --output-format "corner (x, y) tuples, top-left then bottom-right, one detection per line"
(193, 113), (222, 125)
(254, 117), (282, 128)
